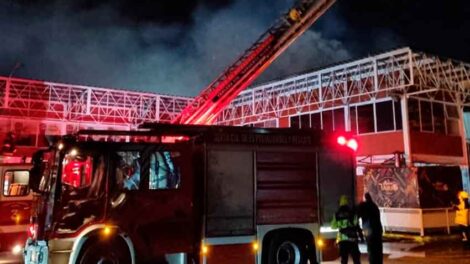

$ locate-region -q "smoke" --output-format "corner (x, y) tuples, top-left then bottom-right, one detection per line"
(261, 30), (350, 82)
(0, 0), (351, 96)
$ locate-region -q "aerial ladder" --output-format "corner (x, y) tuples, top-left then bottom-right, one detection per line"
(172, 0), (336, 125)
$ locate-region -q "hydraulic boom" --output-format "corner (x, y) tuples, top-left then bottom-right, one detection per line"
(172, 0), (336, 125)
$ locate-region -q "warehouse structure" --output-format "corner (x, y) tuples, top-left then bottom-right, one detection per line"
(1, 47), (470, 232)
(217, 47), (470, 233)
(0, 76), (192, 157)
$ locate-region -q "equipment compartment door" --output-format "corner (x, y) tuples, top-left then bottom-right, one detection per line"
(256, 151), (317, 225)
(206, 149), (255, 237)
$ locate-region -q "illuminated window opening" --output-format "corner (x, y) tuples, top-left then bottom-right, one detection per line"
(3, 170), (30, 196)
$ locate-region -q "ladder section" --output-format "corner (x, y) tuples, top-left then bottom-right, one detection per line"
(173, 0), (337, 125)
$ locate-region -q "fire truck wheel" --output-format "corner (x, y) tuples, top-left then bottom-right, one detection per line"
(77, 236), (131, 264)
(267, 233), (308, 264)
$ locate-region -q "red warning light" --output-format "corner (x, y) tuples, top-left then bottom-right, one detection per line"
(336, 135), (358, 152)
(346, 139), (358, 152)
(337, 136), (347, 145)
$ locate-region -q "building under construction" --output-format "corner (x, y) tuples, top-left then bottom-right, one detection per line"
(1, 47), (470, 234)
(218, 47), (470, 234)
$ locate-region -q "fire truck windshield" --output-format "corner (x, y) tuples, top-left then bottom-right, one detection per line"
(52, 147), (107, 233)
(61, 149), (105, 196)
(61, 151), (94, 189)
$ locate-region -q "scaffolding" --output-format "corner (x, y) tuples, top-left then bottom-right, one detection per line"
(217, 47), (470, 125)
(0, 47), (468, 129)
(0, 77), (192, 127)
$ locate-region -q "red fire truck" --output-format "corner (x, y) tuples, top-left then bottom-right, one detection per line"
(0, 131), (52, 258)
(0, 158), (32, 259)
(24, 124), (356, 264)
(22, 0), (351, 262)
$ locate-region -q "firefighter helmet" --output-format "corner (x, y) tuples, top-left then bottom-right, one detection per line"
(458, 191), (469, 199)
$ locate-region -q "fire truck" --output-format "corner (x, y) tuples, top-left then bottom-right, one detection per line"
(0, 157), (33, 258)
(0, 133), (39, 259)
(22, 0), (356, 263)
(24, 124), (356, 264)
(173, 0), (337, 126)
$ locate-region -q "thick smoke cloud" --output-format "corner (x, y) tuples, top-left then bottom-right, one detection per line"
(0, 0), (351, 96)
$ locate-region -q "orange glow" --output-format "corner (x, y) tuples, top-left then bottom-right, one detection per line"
(317, 238), (324, 248)
(252, 241), (259, 252)
(102, 226), (112, 236)
(201, 245), (209, 255)
(14, 214), (21, 224)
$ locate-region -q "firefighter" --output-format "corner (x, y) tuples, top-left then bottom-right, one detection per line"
(454, 191), (469, 243)
(358, 193), (383, 264)
(288, 8), (301, 22)
(331, 195), (363, 264)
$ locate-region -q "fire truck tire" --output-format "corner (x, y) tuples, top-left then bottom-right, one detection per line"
(266, 233), (308, 264)
(77, 236), (131, 264)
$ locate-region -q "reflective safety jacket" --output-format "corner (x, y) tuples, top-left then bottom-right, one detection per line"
(455, 201), (469, 226)
(331, 205), (361, 243)
(455, 191), (469, 226)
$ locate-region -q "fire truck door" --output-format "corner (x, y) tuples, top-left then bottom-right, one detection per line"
(111, 145), (196, 257)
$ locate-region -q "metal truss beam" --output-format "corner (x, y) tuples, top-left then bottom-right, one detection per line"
(217, 47), (470, 125)
(0, 77), (192, 128)
(0, 47), (468, 129)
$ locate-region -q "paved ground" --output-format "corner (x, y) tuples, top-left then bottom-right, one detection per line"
(0, 252), (21, 264)
(3, 234), (470, 263)
(325, 234), (470, 264)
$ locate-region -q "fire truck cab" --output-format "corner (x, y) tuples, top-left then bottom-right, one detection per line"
(24, 124), (355, 264)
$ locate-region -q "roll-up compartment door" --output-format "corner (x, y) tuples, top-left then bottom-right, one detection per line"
(206, 149), (254, 237)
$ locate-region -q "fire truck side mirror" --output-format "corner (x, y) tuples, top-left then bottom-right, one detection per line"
(29, 150), (45, 193)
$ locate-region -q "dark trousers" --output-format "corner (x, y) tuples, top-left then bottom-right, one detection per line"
(459, 225), (470, 239)
(366, 235), (383, 264)
(459, 225), (470, 248)
(339, 241), (361, 264)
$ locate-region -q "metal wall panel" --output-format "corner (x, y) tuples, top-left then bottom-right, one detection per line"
(256, 151), (317, 224)
(206, 150), (254, 236)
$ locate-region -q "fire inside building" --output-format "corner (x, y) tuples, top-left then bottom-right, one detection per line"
(1, 47), (470, 239)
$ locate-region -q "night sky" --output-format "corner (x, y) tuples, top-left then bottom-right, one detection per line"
(0, 0), (469, 96)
